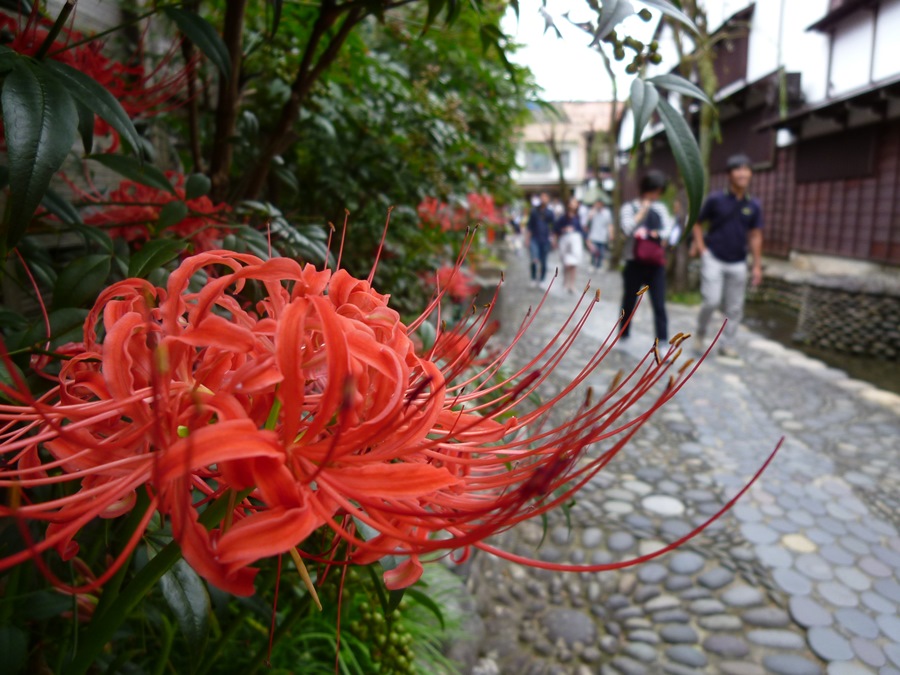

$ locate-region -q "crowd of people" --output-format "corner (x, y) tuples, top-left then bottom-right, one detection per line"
(507, 153), (764, 357)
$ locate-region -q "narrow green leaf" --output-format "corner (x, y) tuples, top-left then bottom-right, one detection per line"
(70, 222), (113, 252)
(387, 588), (405, 614)
(163, 7), (231, 79)
(0, 625), (27, 674)
(185, 173), (211, 200)
(158, 201), (188, 230)
(638, 0), (698, 33)
(267, 0), (283, 36)
(41, 186), (82, 225)
(23, 308), (89, 348)
(73, 96), (94, 155)
(1, 59), (78, 248)
(45, 60), (142, 156)
(52, 254), (111, 309)
(404, 588), (445, 630)
(127, 238), (185, 278)
(656, 97), (705, 227)
(591, 0), (634, 45)
(159, 558), (211, 646)
(648, 73), (712, 105)
(630, 78), (659, 150)
(88, 154), (175, 194)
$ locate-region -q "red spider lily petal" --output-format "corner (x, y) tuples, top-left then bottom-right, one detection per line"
(383, 556), (424, 590)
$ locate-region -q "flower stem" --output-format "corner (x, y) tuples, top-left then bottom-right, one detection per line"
(34, 1), (76, 61)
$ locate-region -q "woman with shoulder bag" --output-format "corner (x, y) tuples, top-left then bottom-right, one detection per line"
(618, 170), (675, 343)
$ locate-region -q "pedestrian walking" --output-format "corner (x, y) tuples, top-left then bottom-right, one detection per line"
(691, 153), (764, 357)
(554, 197), (586, 294)
(586, 197), (613, 270)
(619, 170), (675, 343)
(526, 192), (555, 289)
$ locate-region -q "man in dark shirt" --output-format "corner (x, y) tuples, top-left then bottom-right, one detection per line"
(691, 153), (764, 357)
(526, 192), (555, 288)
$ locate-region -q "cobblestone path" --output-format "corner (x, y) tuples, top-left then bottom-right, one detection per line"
(465, 252), (900, 675)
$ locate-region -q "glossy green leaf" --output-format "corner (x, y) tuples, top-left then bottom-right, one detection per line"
(88, 154), (175, 194)
(73, 96), (94, 155)
(0, 44), (18, 73)
(159, 558), (210, 646)
(0, 625), (27, 674)
(404, 588), (445, 630)
(1, 59), (78, 248)
(592, 0), (635, 45)
(127, 238), (185, 278)
(52, 254), (111, 309)
(638, 0), (698, 33)
(163, 7), (231, 79)
(158, 201), (188, 230)
(630, 78), (659, 150)
(648, 73), (712, 105)
(45, 60), (142, 155)
(656, 97), (705, 227)
(40, 186), (82, 225)
(21, 591), (73, 621)
(23, 307), (89, 349)
(185, 172), (211, 200)
(69, 222), (113, 252)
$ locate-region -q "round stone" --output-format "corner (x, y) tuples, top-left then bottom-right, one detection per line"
(660, 624), (698, 644)
(699, 614), (742, 631)
(789, 596), (833, 627)
(874, 578), (900, 602)
(773, 568), (813, 595)
(819, 517), (848, 536)
(861, 557), (893, 577)
(808, 627), (854, 661)
(841, 536), (870, 555)
(541, 609), (598, 646)
(733, 504), (763, 522)
(604, 500), (634, 515)
(722, 585), (764, 608)
(652, 609), (690, 624)
(697, 636), (744, 662)
(623, 479), (653, 496)
(826, 665), (873, 675)
(623, 641), (656, 663)
(608, 531), (636, 552)
(819, 581), (859, 607)
(877, 614), (900, 642)
(665, 575), (693, 592)
(835, 608), (879, 639)
(850, 637), (886, 667)
(742, 523), (779, 545)
(582, 527), (603, 548)
(637, 563), (668, 584)
(642, 495), (685, 516)
(797, 553), (834, 581)
(689, 598), (725, 615)
(550, 525), (571, 545)
(782, 533), (818, 552)
(770, 518), (800, 533)
(742, 607), (790, 628)
(660, 519), (692, 538)
(748, 629), (806, 649)
(821, 544), (856, 566)
(756, 544), (793, 568)
(698, 567), (735, 589)
(807, 528), (836, 545)
(669, 551), (705, 575)
(720, 662), (765, 675)
(862, 591), (896, 613)
(873, 545), (900, 568)
(666, 645), (707, 668)
(884, 642), (900, 667)
(834, 566), (871, 591)
(762, 654), (823, 675)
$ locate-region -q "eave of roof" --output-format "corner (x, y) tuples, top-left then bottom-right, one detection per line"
(807, 0), (878, 33)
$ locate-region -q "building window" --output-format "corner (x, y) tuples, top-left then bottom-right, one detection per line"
(525, 144), (552, 173)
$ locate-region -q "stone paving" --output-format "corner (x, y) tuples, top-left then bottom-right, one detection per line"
(465, 251), (900, 675)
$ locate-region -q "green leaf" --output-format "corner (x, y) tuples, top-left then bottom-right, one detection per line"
(70, 222), (113, 252)
(648, 73), (712, 105)
(163, 7), (231, 79)
(0, 625), (27, 674)
(21, 590), (73, 621)
(0, 355), (27, 403)
(0, 44), (19, 74)
(184, 173), (211, 200)
(656, 97), (705, 227)
(591, 0), (635, 45)
(267, 0), (283, 36)
(638, 0), (698, 33)
(387, 588), (405, 615)
(404, 588), (445, 630)
(158, 201), (188, 230)
(23, 308), (89, 348)
(159, 558), (211, 646)
(73, 95), (94, 155)
(127, 238), (185, 278)
(87, 154), (175, 194)
(40, 186), (82, 225)
(45, 60), (142, 156)
(52, 254), (111, 309)
(630, 78), (659, 150)
(1, 59), (78, 248)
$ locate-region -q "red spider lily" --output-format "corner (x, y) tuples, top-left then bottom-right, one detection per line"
(417, 193), (504, 231)
(0, 10), (192, 151)
(79, 172), (232, 250)
(0, 244), (778, 599)
(427, 262), (481, 303)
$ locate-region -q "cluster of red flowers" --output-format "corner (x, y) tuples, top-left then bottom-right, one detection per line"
(426, 262), (481, 303)
(81, 173), (232, 250)
(0, 10), (191, 151)
(417, 193), (505, 231)
(0, 248), (776, 598)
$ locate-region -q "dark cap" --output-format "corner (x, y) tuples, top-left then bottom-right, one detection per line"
(726, 153), (753, 171)
(639, 169), (668, 194)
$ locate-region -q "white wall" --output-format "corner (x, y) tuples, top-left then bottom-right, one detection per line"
(830, 11), (876, 95)
(873, 0), (900, 82)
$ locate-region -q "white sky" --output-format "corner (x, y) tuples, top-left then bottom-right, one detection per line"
(501, 0), (661, 102)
